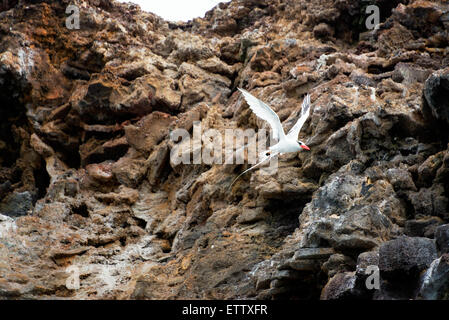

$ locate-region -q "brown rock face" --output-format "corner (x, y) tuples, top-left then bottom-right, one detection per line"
(1, 0), (449, 300)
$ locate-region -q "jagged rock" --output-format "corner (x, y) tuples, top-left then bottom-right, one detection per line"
(418, 254), (449, 300)
(147, 141), (170, 186)
(379, 236), (438, 279)
(34, 201), (71, 224)
(253, 168), (318, 200)
(435, 224), (449, 254)
(279, 248), (334, 273)
(80, 136), (129, 166)
(372, 237), (440, 299)
(405, 217), (444, 238)
(236, 207), (270, 224)
(386, 168), (417, 191)
(196, 57), (236, 77)
(86, 162), (115, 183)
(172, 103), (208, 132)
(94, 186), (139, 205)
(178, 62), (231, 107)
(351, 250), (381, 298)
(417, 152), (444, 187)
(293, 248), (335, 261)
(112, 154), (148, 189)
(313, 23), (334, 40)
(320, 272), (356, 300)
(322, 254), (356, 278)
(393, 63), (432, 85)
(298, 163), (404, 252)
(124, 111), (176, 156)
(356, 251), (379, 275)
(408, 184), (448, 219)
(71, 73), (155, 122)
(0, 191), (33, 217)
(423, 68), (449, 125)
(0, 181), (11, 199)
(393, 1), (445, 38)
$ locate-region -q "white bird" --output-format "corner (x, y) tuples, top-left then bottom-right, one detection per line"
(230, 88), (311, 188)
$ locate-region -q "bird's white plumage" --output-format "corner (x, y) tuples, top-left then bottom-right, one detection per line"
(230, 89), (312, 189)
(287, 94), (311, 140)
(238, 88), (285, 141)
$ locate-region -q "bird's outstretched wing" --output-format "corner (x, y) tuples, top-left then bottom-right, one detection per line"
(238, 88), (285, 141)
(229, 151), (279, 189)
(286, 94), (311, 140)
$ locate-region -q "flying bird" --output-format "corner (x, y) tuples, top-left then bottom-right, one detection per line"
(230, 88), (311, 188)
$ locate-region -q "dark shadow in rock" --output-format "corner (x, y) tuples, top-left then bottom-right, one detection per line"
(0, 72), (30, 168)
(264, 199), (305, 238)
(71, 203), (89, 218)
(34, 157), (50, 200)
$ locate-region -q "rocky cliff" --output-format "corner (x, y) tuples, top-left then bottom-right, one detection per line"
(0, 0), (449, 300)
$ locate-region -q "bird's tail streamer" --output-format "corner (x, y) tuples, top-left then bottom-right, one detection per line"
(229, 151), (278, 190)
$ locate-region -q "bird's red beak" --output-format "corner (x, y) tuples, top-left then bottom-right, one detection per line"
(301, 144), (310, 151)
